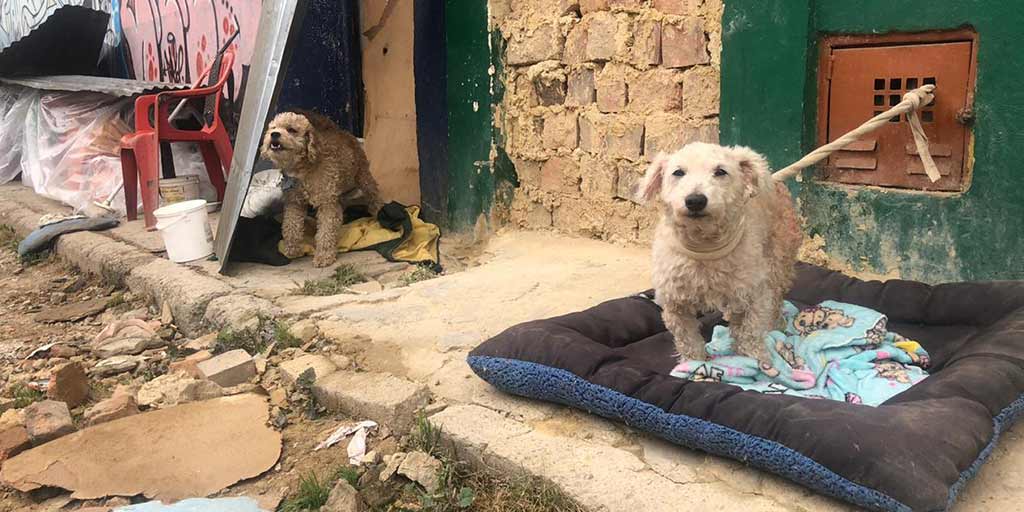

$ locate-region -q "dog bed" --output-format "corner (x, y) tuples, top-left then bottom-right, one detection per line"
(467, 263), (1024, 512)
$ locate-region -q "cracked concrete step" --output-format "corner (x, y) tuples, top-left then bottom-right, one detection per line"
(312, 370), (430, 432)
(429, 404), (791, 512)
(279, 354), (338, 386)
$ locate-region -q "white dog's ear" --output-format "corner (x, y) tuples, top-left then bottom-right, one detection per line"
(305, 128), (319, 162)
(730, 146), (772, 198)
(636, 152), (669, 204)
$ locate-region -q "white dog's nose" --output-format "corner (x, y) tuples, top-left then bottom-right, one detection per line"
(685, 193), (708, 212)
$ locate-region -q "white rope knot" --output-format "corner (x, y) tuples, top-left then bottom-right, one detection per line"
(773, 84), (941, 183)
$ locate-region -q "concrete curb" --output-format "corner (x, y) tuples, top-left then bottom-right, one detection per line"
(0, 190), (253, 336)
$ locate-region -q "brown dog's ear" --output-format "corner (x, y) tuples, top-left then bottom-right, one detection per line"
(305, 129), (319, 162)
(730, 145), (772, 198)
(636, 152), (669, 204)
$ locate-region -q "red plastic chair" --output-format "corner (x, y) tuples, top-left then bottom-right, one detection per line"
(120, 49), (236, 229)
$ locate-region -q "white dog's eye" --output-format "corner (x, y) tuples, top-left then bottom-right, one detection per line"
(714, 167), (728, 177)
(672, 169), (686, 177)
(287, 127), (298, 134)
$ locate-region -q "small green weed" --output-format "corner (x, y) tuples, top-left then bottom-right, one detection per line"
(399, 266), (439, 287)
(0, 225), (17, 253)
(402, 412), (583, 512)
(10, 383), (44, 409)
(1, 225), (48, 265)
(279, 464), (361, 512)
(295, 264), (367, 296)
(214, 315), (302, 356)
(332, 465), (360, 488)
(407, 412), (443, 457)
(273, 321), (302, 348)
(106, 292), (126, 308)
(279, 472), (332, 512)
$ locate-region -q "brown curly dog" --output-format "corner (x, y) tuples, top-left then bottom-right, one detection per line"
(260, 110), (383, 267)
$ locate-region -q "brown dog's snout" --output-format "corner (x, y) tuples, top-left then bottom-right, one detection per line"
(685, 193), (708, 212)
(270, 131), (282, 141)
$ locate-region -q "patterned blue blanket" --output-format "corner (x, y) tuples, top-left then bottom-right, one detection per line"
(671, 301), (930, 406)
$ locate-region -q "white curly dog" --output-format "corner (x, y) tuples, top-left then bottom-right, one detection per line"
(637, 142), (802, 366)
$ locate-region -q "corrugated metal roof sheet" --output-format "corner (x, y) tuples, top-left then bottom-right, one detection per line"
(0, 76), (188, 97)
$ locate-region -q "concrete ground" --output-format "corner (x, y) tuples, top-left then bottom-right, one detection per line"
(1, 181), (1021, 511)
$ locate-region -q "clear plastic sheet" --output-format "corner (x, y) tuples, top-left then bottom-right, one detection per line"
(19, 90), (132, 213)
(0, 86), (36, 184)
(3, 86), (215, 215)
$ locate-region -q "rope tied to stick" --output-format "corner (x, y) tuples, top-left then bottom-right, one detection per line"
(773, 84), (940, 183)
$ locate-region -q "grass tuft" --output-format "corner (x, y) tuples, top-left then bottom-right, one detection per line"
(10, 383), (44, 409)
(0, 225), (17, 254)
(0, 225), (47, 266)
(332, 465), (360, 488)
(296, 264), (367, 296)
(214, 315), (303, 356)
(399, 266), (440, 287)
(401, 412), (584, 512)
(279, 472), (331, 512)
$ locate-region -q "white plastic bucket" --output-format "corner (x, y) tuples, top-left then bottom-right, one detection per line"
(153, 199), (214, 263)
(159, 175), (201, 205)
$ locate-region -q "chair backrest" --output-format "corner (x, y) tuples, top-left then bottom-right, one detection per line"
(203, 49), (236, 128)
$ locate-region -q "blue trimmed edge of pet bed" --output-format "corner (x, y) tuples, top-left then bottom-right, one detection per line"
(467, 354), (1024, 512)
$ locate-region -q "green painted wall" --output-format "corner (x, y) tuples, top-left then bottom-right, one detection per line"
(444, 1), (516, 230)
(722, 0), (1024, 282)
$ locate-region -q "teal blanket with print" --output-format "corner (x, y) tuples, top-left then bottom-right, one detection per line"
(671, 301), (931, 406)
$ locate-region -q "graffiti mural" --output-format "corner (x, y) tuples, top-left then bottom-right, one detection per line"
(118, 0), (261, 96)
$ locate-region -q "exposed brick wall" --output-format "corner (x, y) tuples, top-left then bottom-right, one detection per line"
(492, 0), (722, 243)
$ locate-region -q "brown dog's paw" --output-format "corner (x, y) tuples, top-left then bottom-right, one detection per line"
(312, 251), (337, 268)
(281, 243), (305, 260)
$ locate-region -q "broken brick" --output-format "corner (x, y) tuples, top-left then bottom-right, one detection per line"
(169, 350), (213, 379)
(196, 349), (256, 388)
(47, 362), (89, 409)
(84, 392), (139, 426)
(0, 426), (30, 462)
(24, 400), (74, 445)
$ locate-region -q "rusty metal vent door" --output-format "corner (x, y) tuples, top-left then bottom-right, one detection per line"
(818, 31), (977, 192)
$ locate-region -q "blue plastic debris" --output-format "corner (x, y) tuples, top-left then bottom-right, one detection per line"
(115, 497), (266, 512)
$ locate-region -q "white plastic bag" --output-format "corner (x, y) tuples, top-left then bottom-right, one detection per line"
(20, 91), (133, 214)
(241, 169), (285, 218)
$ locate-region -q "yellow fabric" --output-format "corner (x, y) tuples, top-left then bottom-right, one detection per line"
(283, 205), (440, 264)
(893, 340), (923, 355)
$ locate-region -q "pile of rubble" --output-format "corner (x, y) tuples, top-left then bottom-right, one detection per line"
(0, 269), (454, 512)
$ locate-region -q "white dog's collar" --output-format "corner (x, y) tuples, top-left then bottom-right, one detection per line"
(677, 215), (747, 261)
